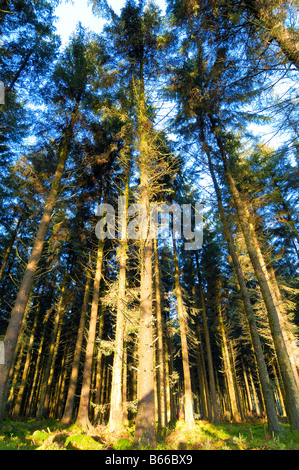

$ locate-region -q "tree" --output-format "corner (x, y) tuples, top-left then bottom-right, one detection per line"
(165, 1), (287, 432)
(241, 0), (299, 69)
(173, 237), (195, 426)
(210, 119), (299, 430)
(75, 240), (105, 429)
(108, 134), (131, 433)
(0, 29), (101, 420)
(98, 0), (172, 447)
(60, 264), (92, 425)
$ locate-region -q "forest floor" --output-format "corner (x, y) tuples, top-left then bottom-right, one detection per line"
(0, 418), (299, 451)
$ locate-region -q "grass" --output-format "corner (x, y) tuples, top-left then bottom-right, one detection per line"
(0, 418), (298, 450)
(159, 419), (299, 450)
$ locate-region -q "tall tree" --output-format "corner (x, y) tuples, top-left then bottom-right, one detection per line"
(0, 29), (101, 420)
(98, 0), (172, 447)
(173, 238), (195, 426)
(108, 143), (131, 433)
(75, 240), (105, 429)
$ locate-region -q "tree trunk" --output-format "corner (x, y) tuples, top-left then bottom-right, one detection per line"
(0, 213), (23, 285)
(164, 318), (176, 423)
(173, 238), (195, 426)
(196, 261), (219, 423)
(242, 360), (254, 417)
(243, 0), (299, 69)
(55, 347), (68, 418)
(195, 314), (210, 421)
(217, 281), (241, 422)
(122, 339), (128, 424)
(273, 360), (287, 417)
(0, 105), (78, 420)
(12, 302), (40, 417)
(36, 274), (67, 419)
(25, 306), (52, 417)
(134, 82), (156, 448)
(210, 118), (299, 430)
(153, 237), (167, 430)
(249, 368), (260, 415)
(76, 240), (104, 430)
(134, 204), (156, 446)
(108, 177), (129, 433)
(61, 269), (92, 425)
(5, 49), (34, 95)
(94, 302), (105, 420)
(108, 242), (127, 431)
(248, 205), (299, 389)
(202, 133), (281, 433)
(6, 294), (33, 414)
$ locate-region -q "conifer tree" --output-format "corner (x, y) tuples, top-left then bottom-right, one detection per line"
(0, 29), (102, 419)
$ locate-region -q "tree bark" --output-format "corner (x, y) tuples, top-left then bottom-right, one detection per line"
(94, 302), (105, 421)
(165, 320), (176, 423)
(134, 205), (156, 447)
(242, 360), (254, 417)
(25, 306), (52, 417)
(249, 209), (299, 389)
(108, 240), (127, 431)
(272, 360), (287, 417)
(194, 310), (210, 421)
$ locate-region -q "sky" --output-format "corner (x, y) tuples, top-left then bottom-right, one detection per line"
(53, 0), (289, 151)
(54, 0), (125, 45)
(54, 0), (166, 45)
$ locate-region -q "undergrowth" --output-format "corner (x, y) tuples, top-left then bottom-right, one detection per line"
(0, 418), (298, 450)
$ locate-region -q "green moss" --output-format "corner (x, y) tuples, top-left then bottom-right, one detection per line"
(32, 430), (52, 446)
(113, 438), (133, 450)
(66, 423), (83, 434)
(64, 434), (104, 450)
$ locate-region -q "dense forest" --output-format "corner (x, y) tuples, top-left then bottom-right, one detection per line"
(0, 0), (299, 451)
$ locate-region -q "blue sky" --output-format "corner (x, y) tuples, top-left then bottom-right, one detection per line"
(53, 0), (290, 150)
